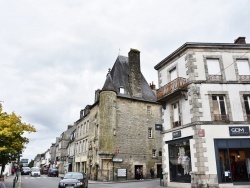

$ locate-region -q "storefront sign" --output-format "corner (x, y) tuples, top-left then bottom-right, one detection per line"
(173, 131), (181, 138)
(117, 169), (126, 177)
(112, 158), (123, 163)
(198, 129), (205, 137)
(229, 126), (250, 136)
(155, 124), (162, 131)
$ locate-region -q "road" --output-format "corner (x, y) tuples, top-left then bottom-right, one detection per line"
(21, 174), (163, 188)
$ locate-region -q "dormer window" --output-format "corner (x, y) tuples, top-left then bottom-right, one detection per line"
(119, 87), (125, 94)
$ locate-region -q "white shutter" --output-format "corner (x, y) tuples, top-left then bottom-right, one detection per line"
(237, 59), (250, 75)
(173, 103), (179, 122)
(207, 59), (221, 75)
(170, 68), (177, 81)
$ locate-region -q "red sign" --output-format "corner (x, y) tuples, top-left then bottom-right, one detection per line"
(198, 129), (205, 137)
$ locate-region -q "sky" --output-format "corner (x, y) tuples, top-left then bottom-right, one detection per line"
(1, 0), (250, 162)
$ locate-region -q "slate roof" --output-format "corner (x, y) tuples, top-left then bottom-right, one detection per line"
(102, 55), (157, 102)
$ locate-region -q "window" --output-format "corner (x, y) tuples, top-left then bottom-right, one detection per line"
(119, 87), (124, 94)
(172, 102), (181, 128)
(147, 106), (151, 114)
(159, 151), (162, 157)
(170, 67), (177, 81)
(243, 95), (250, 121)
(237, 59), (250, 75)
(168, 139), (191, 182)
(152, 150), (156, 158)
(148, 128), (153, 138)
(206, 58), (222, 81)
(212, 95), (228, 121)
(207, 59), (221, 75)
(87, 121), (89, 132)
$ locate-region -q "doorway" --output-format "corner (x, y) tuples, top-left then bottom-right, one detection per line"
(214, 138), (250, 184)
(134, 165), (143, 179)
(219, 148), (250, 183)
(157, 164), (162, 178)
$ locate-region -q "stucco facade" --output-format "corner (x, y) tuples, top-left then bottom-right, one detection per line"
(155, 37), (250, 188)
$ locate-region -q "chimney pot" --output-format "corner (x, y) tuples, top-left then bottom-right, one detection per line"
(234, 37), (246, 44)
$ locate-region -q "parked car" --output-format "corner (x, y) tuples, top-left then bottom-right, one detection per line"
(30, 167), (41, 177)
(21, 167), (31, 175)
(40, 166), (48, 174)
(58, 172), (88, 188)
(47, 168), (59, 177)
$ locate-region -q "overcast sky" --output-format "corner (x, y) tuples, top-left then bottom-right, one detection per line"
(1, 0), (250, 162)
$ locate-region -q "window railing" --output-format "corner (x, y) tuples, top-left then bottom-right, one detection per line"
(214, 114), (229, 121)
(173, 121), (181, 128)
(208, 75), (222, 81)
(239, 75), (250, 81)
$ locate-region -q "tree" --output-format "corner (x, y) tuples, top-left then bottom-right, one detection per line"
(0, 104), (36, 176)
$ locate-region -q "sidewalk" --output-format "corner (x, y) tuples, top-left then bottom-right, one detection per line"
(1, 174), (21, 188)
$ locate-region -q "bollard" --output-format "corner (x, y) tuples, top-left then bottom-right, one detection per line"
(12, 177), (16, 188)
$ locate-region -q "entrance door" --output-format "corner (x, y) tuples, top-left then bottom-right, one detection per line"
(219, 148), (250, 183)
(157, 164), (162, 178)
(134, 165), (143, 179)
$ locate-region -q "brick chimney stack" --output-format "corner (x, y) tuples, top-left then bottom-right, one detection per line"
(128, 48), (142, 98)
(234, 37), (246, 44)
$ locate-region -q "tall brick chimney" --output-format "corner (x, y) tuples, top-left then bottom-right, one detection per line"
(128, 48), (142, 98)
(234, 37), (246, 44)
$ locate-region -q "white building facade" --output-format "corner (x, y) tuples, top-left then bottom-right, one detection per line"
(155, 37), (250, 188)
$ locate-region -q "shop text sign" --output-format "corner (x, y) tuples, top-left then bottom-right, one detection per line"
(173, 131), (181, 138)
(229, 126), (249, 136)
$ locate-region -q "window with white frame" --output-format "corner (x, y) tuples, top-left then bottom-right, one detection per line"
(147, 106), (151, 114)
(206, 58), (222, 81)
(237, 59), (250, 75)
(243, 95), (250, 121)
(172, 102), (181, 128)
(148, 128), (153, 138)
(152, 149), (156, 158)
(207, 59), (221, 75)
(212, 95), (228, 121)
(119, 87), (124, 94)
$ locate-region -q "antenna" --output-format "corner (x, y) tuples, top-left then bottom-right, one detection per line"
(118, 49), (121, 55)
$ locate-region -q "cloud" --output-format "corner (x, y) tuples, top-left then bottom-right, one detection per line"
(1, 0), (250, 161)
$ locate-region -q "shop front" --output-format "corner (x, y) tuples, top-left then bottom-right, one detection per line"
(215, 138), (250, 184)
(167, 136), (193, 183)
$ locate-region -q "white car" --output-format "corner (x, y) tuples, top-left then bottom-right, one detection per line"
(30, 167), (41, 177)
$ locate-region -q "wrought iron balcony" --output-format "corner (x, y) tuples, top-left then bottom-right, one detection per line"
(156, 77), (187, 102)
(214, 114), (230, 122)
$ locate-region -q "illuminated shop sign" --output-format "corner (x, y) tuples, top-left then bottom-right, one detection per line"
(229, 126), (249, 136)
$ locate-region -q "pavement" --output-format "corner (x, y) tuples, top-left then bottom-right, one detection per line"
(0, 173), (21, 188)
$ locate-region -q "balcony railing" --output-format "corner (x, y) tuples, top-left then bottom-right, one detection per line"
(214, 114), (230, 122)
(239, 75), (250, 82)
(157, 77), (187, 101)
(208, 75), (222, 82)
(173, 121), (181, 128)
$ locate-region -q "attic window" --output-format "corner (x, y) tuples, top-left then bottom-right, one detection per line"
(119, 87), (124, 94)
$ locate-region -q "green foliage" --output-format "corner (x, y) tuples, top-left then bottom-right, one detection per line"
(0, 104), (36, 175)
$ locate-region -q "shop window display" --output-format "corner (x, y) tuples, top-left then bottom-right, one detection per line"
(219, 148), (250, 183)
(169, 140), (191, 183)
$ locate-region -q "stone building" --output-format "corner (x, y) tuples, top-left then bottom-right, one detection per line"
(55, 125), (75, 174)
(74, 49), (162, 181)
(154, 37), (250, 187)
